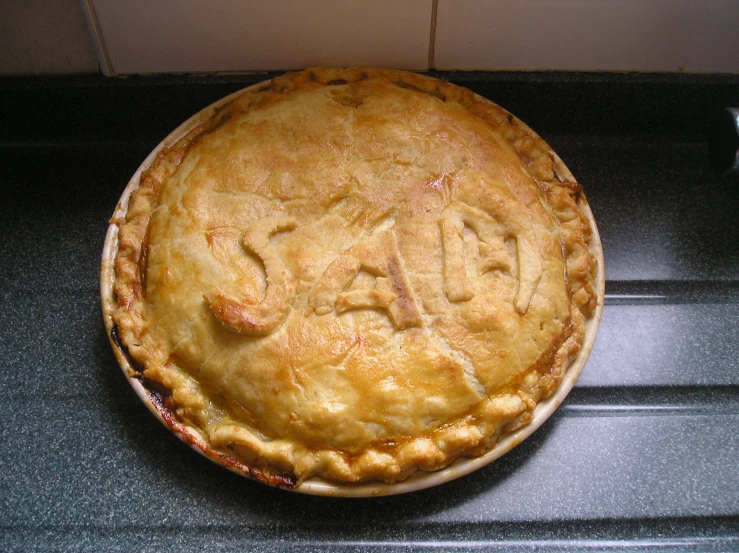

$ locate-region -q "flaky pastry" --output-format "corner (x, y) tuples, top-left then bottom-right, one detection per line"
(107, 68), (599, 487)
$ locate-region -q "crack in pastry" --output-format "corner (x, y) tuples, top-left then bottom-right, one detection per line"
(110, 68), (599, 486)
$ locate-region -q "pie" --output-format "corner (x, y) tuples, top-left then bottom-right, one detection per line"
(104, 68), (601, 488)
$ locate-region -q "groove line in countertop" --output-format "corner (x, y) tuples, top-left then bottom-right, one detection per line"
(604, 280), (739, 305)
(4, 386), (739, 419)
(1, 516), (738, 545)
(3, 279), (739, 304)
(562, 385), (739, 417)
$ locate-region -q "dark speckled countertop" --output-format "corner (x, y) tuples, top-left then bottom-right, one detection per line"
(1, 71), (738, 552)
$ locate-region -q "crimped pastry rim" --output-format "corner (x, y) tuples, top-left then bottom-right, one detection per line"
(100, 71), (605, 497)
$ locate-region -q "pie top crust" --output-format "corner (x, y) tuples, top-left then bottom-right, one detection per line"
(110, 68), (598, 485)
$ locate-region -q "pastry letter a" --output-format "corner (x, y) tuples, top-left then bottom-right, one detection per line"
(309, 230), (422, 330)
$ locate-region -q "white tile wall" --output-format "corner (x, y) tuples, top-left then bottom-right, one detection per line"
(0, 1), (34, 74)
(434, 0), (739, 73)
(2, 0), (738, 75)
(90, 0), (433, 74)
(0, 0), (98, 75)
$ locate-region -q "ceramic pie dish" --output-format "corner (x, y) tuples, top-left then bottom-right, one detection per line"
(101, 68), (604, 497)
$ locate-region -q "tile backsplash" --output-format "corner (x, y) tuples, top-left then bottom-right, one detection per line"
(2, 0), (738, 75)
(89, 0), (432, 74)
(434, 0), (739, 73)
(0, 0), (98, 75)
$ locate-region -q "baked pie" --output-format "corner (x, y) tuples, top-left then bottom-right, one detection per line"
(102, 68), (602, 491)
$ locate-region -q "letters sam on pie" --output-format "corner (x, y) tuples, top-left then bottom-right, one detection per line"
(205, 202), (542, 336)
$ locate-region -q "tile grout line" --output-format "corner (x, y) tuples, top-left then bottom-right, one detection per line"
(428, 0), (439, 70)
(79, 0), (114, 76)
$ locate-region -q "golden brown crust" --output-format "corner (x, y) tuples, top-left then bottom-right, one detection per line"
(112, 68), (598, 484)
